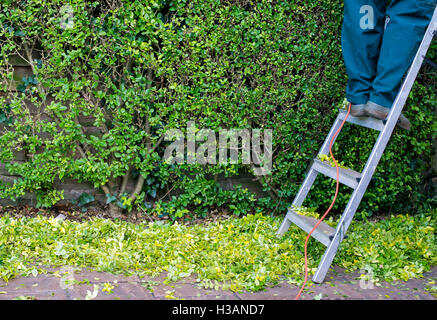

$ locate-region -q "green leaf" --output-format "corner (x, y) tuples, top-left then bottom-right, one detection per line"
(105, 194), (117, 204)
(78, 193), (95, 207)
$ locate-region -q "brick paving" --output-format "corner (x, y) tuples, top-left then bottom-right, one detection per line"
(0, 265), (435, 300)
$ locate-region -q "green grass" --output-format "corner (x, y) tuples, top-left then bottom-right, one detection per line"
(0, 210), (435, 292)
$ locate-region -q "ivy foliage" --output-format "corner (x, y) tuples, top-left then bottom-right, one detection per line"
(0, 210), (435, 292)
(0, 0), (435, 218)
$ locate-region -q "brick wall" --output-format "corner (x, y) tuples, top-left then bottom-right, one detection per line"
(0, 54), (266, 206)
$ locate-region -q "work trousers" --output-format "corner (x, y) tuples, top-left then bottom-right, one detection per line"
(342, 0), (436, 108)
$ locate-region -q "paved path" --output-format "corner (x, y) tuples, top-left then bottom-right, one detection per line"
(0, 266), (435, 300)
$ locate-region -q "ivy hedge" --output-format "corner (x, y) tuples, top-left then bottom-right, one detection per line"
(0, 0), (435, 219)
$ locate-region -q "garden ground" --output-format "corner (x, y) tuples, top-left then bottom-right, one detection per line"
(0, 265), (436, 300)
(0, 206), (436, 300)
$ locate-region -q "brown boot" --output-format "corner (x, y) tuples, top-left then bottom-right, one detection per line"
(364, 101), (411, 131)
(350, 103), (368, 117)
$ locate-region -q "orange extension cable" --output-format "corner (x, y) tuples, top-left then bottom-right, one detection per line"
(295, 102), (351, 300)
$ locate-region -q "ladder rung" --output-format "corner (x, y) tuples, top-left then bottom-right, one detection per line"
(338, 109), (385, 131)
(312, 159), (361, 189)
(285, 209), (335, 247)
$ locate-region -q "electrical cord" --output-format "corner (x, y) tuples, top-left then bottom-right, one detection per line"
(294, 102), (351, 300)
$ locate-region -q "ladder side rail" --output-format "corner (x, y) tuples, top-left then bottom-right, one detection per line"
(318, 114), (345, 156)
(295, 114), (346, 205)
(277, 169), (318, 234)
(277, 115), (345, 235)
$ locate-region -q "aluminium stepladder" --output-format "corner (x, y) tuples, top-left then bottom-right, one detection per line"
(277, 7), (437, 284)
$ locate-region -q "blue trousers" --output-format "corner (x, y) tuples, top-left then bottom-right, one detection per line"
(342, 0), (436, 108)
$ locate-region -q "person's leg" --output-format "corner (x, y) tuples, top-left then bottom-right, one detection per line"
(342, 0), (387, 107)
(368, 0), (436, 108)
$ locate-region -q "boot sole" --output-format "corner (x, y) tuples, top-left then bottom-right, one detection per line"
(364, 105), (411, 131)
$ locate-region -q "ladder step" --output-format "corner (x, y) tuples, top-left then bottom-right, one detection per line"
(312, 159), (361, 189)
(285, 209), (335, 247)
(338, 109), (385, 131)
